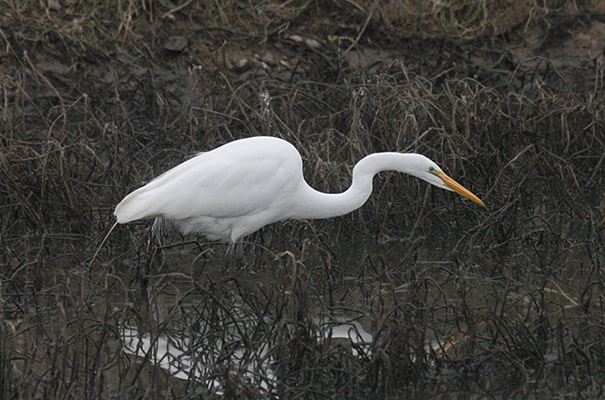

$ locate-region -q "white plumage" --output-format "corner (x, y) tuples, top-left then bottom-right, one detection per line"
(115, 136), (484, 242)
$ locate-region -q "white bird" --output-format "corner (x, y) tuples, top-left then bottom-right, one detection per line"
(114, 136), (484, 243)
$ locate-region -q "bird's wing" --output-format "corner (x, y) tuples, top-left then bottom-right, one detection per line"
(114, 151), (298, 223)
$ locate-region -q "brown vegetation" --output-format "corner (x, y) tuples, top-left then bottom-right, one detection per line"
(0, 1), (603, 398)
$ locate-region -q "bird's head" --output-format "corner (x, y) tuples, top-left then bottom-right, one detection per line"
(412, 155), (485, 206)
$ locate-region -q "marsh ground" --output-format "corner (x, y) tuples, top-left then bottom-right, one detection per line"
(0, 1), (603, 398)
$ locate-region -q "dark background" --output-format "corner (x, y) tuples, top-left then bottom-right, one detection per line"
(0, 1), (603, 398)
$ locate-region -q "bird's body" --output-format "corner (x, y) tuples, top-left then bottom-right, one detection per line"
(115, 136), (483, 242)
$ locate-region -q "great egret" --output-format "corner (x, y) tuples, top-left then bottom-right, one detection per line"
(114, 136), (484, 243)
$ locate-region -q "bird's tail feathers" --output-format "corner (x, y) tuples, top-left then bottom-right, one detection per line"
(114, 188), (159, 223)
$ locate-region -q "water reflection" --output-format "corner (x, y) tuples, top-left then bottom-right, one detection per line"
(117, 235), (589, 397)
(314, 316), (373, 357)
(121, 315), (373, 388)
(122, 326), (195, 381)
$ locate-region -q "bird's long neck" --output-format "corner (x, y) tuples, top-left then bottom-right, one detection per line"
(290, 153), (416, 220)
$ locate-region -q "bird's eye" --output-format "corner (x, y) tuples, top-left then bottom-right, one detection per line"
(428, 166), (441, 176)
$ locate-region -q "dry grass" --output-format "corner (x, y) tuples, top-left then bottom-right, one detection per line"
(1, 1), (604, 399)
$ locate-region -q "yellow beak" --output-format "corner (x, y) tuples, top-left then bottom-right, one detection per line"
(437, 171), (485, 206)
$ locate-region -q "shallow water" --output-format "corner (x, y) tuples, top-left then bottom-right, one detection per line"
(121, 315), (373, 388)
(112, 235), (590, 397)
